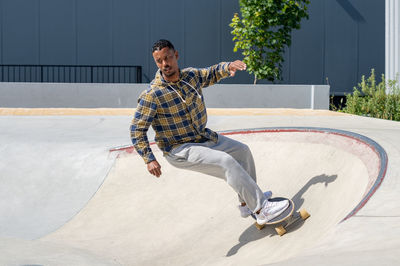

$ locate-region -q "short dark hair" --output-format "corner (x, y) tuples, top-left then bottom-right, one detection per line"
(152, 39), (175, 53)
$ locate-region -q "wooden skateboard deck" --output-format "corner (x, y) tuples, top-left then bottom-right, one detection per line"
(251, 197), (310, 236)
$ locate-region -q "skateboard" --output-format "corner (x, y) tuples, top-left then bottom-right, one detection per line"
(251, 197), (310, 236)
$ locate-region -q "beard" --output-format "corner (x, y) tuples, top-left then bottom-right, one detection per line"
(162, 67), (176, 77)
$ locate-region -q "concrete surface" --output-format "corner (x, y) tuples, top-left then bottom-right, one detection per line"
(0, 108), (399, 265)
(0, 83), (329, 109)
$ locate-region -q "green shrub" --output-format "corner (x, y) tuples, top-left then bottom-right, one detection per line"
(341, 69), (400, 121)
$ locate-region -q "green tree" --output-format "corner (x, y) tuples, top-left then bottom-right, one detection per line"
(230, 0), (310, 84)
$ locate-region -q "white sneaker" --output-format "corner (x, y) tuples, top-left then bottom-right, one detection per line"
(256, 199), (289, 225)
(238, 191), (273, 218)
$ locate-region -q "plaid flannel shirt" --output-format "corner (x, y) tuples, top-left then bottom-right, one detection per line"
(130, 62), (231, 163)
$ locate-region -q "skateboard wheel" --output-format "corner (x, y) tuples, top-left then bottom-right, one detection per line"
(299, 209), (310, 220)
(275, 225), (286, 236)
(255, 222), (265, 230)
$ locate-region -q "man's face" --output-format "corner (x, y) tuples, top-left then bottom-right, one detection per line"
(152, 47), (179, 81)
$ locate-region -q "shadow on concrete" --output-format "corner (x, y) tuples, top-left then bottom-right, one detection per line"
(226, 174), (338, 257)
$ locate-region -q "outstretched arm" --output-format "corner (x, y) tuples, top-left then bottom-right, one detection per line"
(194, 60), (247, 89)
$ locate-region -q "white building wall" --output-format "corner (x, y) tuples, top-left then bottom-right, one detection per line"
(386, 0), (400, 88)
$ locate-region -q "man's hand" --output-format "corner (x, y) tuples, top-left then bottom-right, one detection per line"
(147, 160), (162, 178)
(229, 60), (247, 77)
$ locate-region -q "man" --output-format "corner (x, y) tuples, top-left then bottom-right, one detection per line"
(130, 39), (288, 224)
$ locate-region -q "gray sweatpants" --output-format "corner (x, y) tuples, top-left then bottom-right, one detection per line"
(164, 134), (266, 212)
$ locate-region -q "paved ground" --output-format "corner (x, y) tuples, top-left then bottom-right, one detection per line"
(0, 108), (399, 265)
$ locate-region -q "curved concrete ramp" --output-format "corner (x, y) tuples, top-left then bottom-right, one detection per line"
(34, 127), (385, 266)
(0, 117), (119, 240)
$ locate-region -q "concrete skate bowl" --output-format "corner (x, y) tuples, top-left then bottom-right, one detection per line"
(15, 127), (387, 266)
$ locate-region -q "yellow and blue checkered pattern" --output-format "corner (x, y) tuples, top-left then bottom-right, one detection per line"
(130, 62), (230, 163)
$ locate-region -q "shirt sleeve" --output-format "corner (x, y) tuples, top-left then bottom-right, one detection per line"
(130, 91), (158, 164)
(195, 62), (231, 89)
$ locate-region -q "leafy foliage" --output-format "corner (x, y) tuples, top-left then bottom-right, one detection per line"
(230, 0), (310, 84)
(342, 69), (400, 121)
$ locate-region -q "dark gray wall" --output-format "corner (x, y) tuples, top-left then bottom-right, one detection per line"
(0, 0), (384, 95)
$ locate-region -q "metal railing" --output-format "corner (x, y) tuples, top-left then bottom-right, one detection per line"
(0, 65), (142, 83)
